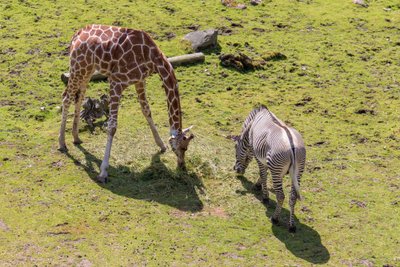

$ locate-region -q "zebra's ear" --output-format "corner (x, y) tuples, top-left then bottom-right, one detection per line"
(227, 135), (240, 142)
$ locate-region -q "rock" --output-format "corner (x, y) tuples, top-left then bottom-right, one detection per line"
(353, 0), (368, 7)
(183, 30), (218, 51)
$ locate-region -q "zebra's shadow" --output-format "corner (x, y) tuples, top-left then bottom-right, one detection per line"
(236, 175), (330, 264)
(65, 145), (204, 212)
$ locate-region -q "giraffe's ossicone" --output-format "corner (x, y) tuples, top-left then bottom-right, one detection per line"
(58, 24), (194, 182)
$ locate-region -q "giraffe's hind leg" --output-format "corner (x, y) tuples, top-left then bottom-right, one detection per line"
(72, 71), (93, 145)
(59, 73), (81, 151)
(58, 88), (72, 152)
(135, 81), (167, 152)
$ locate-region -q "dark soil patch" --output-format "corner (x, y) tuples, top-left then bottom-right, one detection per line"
(164, 32), (176, 40)
(354, 109), (376, 115)
(350, 200), (367, 208)
(295, 96), (312, 106)
(219, 53), (264, 71)
(217, 26), (233, 36)
(261, 51), (287, 61)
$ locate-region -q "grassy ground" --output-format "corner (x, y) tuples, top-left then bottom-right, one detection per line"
(1, 0), (399, 266)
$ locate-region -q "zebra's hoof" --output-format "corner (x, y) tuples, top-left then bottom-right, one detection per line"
(262, 198), (269, 205)
(271, 217), (279, 225)
(253, 183), (262, 191)
(289, 225), (297, 233)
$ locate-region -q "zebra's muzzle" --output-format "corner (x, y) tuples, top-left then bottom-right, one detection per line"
(234, 165), (245, 174)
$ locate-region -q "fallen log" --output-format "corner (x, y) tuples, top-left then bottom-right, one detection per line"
(168, 52), (205, 67)
(61, 52), (205, 84)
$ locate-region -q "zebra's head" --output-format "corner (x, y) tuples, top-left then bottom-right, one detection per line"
(230, 135), (251, 174)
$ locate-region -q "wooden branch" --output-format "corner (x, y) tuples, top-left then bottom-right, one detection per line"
(61, 52), (205, 84)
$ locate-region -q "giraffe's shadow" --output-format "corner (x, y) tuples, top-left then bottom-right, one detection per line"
(236, 175), (330, 264)
(66, 145), (204, 212)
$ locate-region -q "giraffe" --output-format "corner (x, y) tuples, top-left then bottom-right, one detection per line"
(58, 24), (194, 182)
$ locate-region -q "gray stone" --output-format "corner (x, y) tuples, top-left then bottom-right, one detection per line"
(250, 0), (262, 5)
(183, 30), (218, 51)
(353, 0), (368, 7)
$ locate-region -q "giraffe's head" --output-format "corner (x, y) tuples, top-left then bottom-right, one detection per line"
(169, 127), (194, 170)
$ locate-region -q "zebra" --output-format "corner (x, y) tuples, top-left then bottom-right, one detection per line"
(231, 105), (306, 232)
(80, 94), (110, 129)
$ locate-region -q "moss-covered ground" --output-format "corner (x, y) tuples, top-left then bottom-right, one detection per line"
(0, 0), (399, 265)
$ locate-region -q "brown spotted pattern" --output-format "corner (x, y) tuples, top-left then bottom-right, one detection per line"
(58, 24), (193, 181)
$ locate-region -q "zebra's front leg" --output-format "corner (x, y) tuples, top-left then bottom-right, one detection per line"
(288, 188), (298, 233)
(271, 172), (285, 225)
(135, 81), (167, 152)
(255, 158), (269, 204)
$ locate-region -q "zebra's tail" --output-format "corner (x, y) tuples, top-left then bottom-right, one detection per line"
(290, 150), (302, 201)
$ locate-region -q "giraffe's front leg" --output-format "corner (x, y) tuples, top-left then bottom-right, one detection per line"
(97, 82), (125, 183)
(135, 81), (167, 152)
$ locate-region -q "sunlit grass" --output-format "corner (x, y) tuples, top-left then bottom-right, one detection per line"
(0, 0), (399, 265)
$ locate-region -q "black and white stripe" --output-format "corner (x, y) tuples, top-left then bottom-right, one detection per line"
(233, 105), (306, 232)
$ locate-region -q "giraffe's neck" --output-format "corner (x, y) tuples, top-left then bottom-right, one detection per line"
(153, 50), (182, 136)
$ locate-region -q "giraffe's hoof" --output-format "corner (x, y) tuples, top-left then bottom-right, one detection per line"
(262, 197), (269, 205)
(73, 139), (83, 145)
(58, 146), (68, 153)
(271, 217), (279, 225)
(289, 225), (297, 233)
(160, 146), (167, 153)
(96, 175), (109, 184)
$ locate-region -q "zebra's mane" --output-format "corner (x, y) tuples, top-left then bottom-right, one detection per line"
(240, 105), (268, 139)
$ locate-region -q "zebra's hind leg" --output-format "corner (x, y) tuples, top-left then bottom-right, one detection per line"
(271, 172), (285, 225)
(256, 158), (269, 204)
(288, 188), (298, 233)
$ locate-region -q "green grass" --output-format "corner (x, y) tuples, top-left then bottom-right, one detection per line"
(1, 0), (400, 265)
